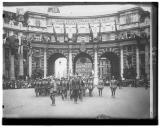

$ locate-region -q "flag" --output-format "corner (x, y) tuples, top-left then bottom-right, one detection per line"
(98, 22), (102, 41)
(88, 23), (93, 42)
(76, 23), (79, 42)
(114, 19), (119, 40)
(114, 19), (118, 32)
(53, 25), (57, 42)
(64, 23), (66, 42)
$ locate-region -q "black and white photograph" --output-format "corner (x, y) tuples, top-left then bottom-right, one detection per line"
(2, 2), (158, 125)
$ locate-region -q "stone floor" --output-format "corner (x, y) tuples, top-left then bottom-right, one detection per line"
(3, 87), (150, 119)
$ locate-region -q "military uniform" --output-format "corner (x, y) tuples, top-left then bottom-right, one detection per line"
(50, 80), (57, 105)
(97, 79), (104, 96)
(61, 78), (65, 100)
(78, 77), (84, 101)
(72, 77), (79, 103)
(69, 78), (73, 100)
(110, 78), (118, 97)
(88, 78), (94, 97)
(35, 80), (39, 97)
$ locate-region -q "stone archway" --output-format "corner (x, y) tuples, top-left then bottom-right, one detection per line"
(47, 53), (67, 76)
(99, 52), (120, 80)
(73, 52), (93, 76)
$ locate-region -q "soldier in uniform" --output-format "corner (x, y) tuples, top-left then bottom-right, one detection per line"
(69, 77), (73, 100)
(88, 77), (94, 97)
(97, 78), (104, 96)
(49, 79), (57, 106)
(72, 76), (79, 103)
(57, 78), (61, 95)
(34, 80), (39, 97)
(61, 78), (65, 100)
(64, 78), (68, 99)
(110, 76), (118, 98)
(78, 76), (84, 101)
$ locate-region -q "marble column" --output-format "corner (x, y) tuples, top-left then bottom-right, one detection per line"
(120, 46), (124, 80)
(44, 48), (47, 78)
(145, 44), (150, 80)
(68, 48), (73, 77)
(18, 33), (24, 77)
(10, 53), (15, 80)
(29, 50), (32, 78)
(3, 47), (6, 78)
(94, 49), (98, 85)
(136, 46), (140, 79)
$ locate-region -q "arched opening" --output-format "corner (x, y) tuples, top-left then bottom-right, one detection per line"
(73, 52), (93, 77)
(99, 52), (120, 81)
(47, 53), (67, 78)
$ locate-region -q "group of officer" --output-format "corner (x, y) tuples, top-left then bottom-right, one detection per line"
(34, 75), (95, 105)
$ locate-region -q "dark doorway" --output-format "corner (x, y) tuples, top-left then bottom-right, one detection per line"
(73, 52), (93, 77)
(99, 52), (120, 80)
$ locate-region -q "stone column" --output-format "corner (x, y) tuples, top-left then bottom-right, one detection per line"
(68, 48), (73, 77)
(120, 46), (124, 80)
(18, 33), (24, 77)
(29, 50), (32, 78)
(10, 53), (15, 80)
(94, 49), (98, 85)
(3, 46), (5, 78)
(44, 48), (47, 78)
(145, 44), (150, 80)
(136, 46), (140, 79)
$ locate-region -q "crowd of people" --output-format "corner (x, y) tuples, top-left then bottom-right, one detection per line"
(3, 74), (149, 106)
(33, 75), (120, 106)
(3, 79), (34, 89)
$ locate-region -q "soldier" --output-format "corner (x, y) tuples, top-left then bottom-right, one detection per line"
(64, 78), (68, 99)
(117, 75), (122, 89)
(72, 76), (79, 104)
(57, 78), (61, 95)
(69, 77), (73, 100)
(97, 78), (104, 96)
(88, 77), (94, 97)
(60, 78), (65, 100)
(78, 76), (84, 101)
(34, 80), (39, 97)
(49, 79), (57, 106)
(110, 76), (118, 98)
(38, 79), (42, 96)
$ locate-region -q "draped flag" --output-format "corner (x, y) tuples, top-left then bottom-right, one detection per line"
(88, 23), (93, 42)
(99, 22), (102, 41)
(64, 23), (66, 42)
(114, 19), (118, 40)
(76, 23), (79, 42)
(53, 25), (57, 42)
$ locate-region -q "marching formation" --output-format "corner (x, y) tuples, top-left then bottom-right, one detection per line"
(33, 75), (119, 106)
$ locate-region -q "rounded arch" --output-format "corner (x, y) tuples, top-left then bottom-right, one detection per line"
(99, 52), (120, 79)
(47, 53), (67, 76)
(73, 52), (93, 75)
